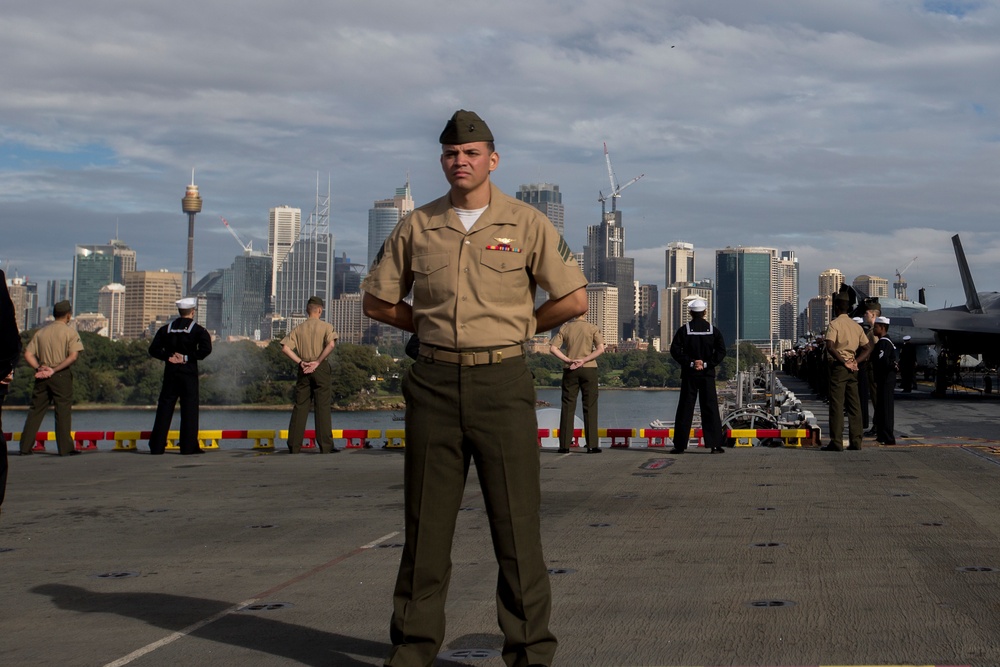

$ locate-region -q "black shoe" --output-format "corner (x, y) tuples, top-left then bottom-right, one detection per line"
(864, 428), (877, 437)
(668, 448), (685, 454)
(711, 447), (724, 454)
(61, 450), (81, 457)
(556, 447), (570, 454)
(328, 447), (340, 453)
(180, 449), (205, 455)
(18, 450), (33, 456)
(821, 444), (843, 452)
(587, 447), (602, 453)
(847, 445), (862, 450)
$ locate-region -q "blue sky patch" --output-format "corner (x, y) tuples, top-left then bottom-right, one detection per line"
(923, 0), (981, 17)
(0, 141), (118, 171)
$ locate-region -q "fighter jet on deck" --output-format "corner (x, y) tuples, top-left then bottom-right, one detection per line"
(911, 234), (1000, 392)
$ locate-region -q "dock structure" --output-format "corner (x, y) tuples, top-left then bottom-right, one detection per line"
(2, 374), (999, 666)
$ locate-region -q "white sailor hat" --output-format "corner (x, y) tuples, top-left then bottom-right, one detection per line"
(176, 297), (198, 309)
(875, 316), (890, 325)
(903, 335), (911, 341)
(852, 317), (863, 324)
(688, 298), (707, 312)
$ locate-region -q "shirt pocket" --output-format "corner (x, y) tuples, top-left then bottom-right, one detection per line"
(480, 250), (528, 303)
(411, 252), (452, 304)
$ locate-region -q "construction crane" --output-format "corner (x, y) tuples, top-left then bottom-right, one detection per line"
(220, 216), (253, 253)
(894, 256), (917, 301)
(598, 142), (644, 216)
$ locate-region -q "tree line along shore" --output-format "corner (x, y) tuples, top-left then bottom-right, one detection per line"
(4, 331), (765, 409)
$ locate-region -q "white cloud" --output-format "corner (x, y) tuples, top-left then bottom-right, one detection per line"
(1, 0), (998, 311)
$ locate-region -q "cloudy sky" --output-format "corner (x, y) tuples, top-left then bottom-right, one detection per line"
(3, 0), (999, 311)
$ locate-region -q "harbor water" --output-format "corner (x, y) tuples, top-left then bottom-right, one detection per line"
(3, 388), (681, 450)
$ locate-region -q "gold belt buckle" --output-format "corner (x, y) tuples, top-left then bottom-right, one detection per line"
(494, 350), (503, 363)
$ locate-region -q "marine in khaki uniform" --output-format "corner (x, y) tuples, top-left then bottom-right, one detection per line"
(823, 295), (874, 451)
(549, 315), (605, 453)
(362, 110), (588, 667)
(281, 296), (338, 453)
(19, 300), (84, 456)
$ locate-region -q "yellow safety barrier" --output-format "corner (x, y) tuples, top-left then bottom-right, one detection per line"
(728, 429), (757, 447)
(248, 429), (276, 449)
(384, 428), (406, 449)
(197, 430), (222, 450)
(111, 431), (143, 451)
(780, 429), (809, 448)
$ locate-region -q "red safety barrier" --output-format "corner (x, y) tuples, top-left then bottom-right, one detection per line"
(606, 428), (634, 449)
(644, 428), (704, 448)
(536, 428), (550, 447)
(644, 428), (670, 447)
(298, 430), (318, 449)
(32, 432), (49, 452)
(340, 429), (370, 449)
(74, 431), (105, 451)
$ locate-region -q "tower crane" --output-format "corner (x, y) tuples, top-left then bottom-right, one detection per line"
(598, 142), (644, 216)
(220, 216), (253, 254)
(893, 256), (917, 301)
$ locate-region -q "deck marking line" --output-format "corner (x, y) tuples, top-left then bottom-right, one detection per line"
(101, 596), (260, 667)
(101, 530), (399, 667)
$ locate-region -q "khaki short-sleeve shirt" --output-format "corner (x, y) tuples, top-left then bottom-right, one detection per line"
(26, 321), (84, 367)
(281, 318), (338, 362)
(362, 182), (587, 349)
(551, 319), (603, 368)
(825, 314), (868, 363)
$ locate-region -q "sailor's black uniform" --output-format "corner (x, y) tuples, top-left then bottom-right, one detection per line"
(669, 319), (727, 451)
(148, 317), (213, 455)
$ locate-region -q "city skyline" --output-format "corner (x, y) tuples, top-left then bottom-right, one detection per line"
(3, 3), (998, 314)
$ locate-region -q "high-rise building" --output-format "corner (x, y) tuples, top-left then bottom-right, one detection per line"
(98, 283), (126, 340)
(715, 247), (776, 346)
(516, 183), (564, 236)
(274, 183), (334, 321)
(818, 268), (845, 300)
(334, 253), (365, 299)
(190, 270), (225, 335)
(221, 252), (272, 339)
(773, 251), (799, 343)
(635, 283), (659, 340)
(660, 280), (715, 346)
(806, 295), (833, 337)
(71, 239), (136, 314)
(327, 293), (379, 345)
(852, 274), (889, 299)
(268, 205), (302, 298)
(368, 179), (414, 268)
(666, 241), (695, 285)
(6, 276), (38, 332)
(46, 279), (72, 309)
(586, 283), (619, 347)
(584, 211), (635, 341)
(123, 270), (182, 339)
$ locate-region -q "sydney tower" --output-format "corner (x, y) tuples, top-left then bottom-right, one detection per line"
(181, 171), (203, 295)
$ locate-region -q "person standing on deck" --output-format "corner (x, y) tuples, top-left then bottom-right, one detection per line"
(362, 109), (587, 667)
(668, 299), (727, 454)
(550, 315), (605, 453)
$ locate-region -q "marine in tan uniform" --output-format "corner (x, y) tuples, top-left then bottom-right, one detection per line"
(823, 296), (873, 451)
(362, 110), (588, 667)
(549, 315), (605, 453)
(19, 300), (84, 456)
(281, 296), (338, 453)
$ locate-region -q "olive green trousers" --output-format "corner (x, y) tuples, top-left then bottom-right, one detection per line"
(385, 356), (556, 667)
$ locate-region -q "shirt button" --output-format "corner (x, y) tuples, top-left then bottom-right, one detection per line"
(463, 268), (469, 273)
(465, 240), (471, 245)
(462, 296), (467, 301)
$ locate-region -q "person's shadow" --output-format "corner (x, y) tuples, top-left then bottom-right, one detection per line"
(33, 584), (390, 666)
